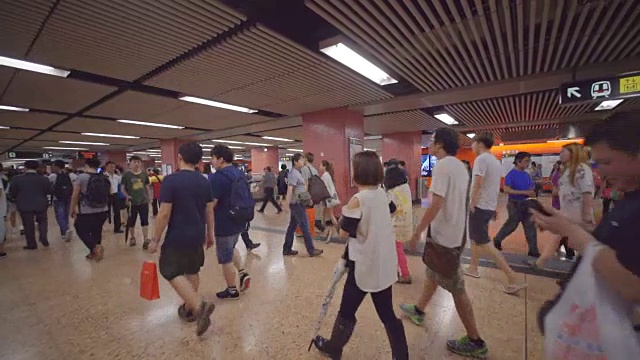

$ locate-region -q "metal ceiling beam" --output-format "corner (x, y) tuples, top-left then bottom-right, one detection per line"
(357, 56), (640, 116)
(455, 114), (610, 132)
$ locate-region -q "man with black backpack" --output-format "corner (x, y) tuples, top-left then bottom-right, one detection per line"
(70, 158), (111, 261)
(209, 145), (253, 300)
(49, 160), (76, 242)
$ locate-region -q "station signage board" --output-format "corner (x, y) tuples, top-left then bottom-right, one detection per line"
(78, 151), (98, 159)
(559, 71), (640, 105)
(7, 151), (50, 159)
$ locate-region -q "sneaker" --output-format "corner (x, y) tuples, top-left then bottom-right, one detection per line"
(195, 301), (216, 336)
(41, 240), (50, 248)
(283, 250), (299, 256)
(178, 304), (196, 322)
(446, 335), (488, 359)
(216, 288), (240, 300)
(129, 238), (136, 247)
(397, 276), (413, 284)
(114, 230), (124, 234)
(493, 240), (502, 251)
(309, 248), (323, 257)
(239, 272), (251, 292)
(142, 239), (150, 250)
(399, 304), (425, 326)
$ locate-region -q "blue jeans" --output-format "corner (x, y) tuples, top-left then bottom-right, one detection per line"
(53, 199), (70, 235)
(283, 203), (315, 254)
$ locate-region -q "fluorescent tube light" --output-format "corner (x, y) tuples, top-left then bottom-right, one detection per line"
(594, 99), (624, 111)
(228, 146), (244, 149)
(0, 126), (9, 129)
(179, 96), (258, 113)
(364, 148), (375, 151)
(285, 153), (294, 156)
(364, 135), (382, 140)
(466, 133), (476, 138)
(0, 56), (70, 77)
(0, 105), (29, 112)
(286, 149), (304, 152)
(211, 139), (269, 147)
(44, 147), (88, 151)
(82, 132), (140, 139)
(117, 119), (185, 129)
(434, 113), (459, 125)
(59, 141), (110, 146)
(261, 136), (294, 142)
(320, 43), (397, 85)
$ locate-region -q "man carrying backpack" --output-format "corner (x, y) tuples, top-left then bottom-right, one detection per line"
(49, 160), (76, 242)
(70, 158), (111, 261)
(302, 153), (326, 235)
(209, 145), (252, 300)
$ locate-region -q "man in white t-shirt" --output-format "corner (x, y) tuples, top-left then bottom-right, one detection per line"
(464, 133), (528, 294)
(400, 128), (488, 359)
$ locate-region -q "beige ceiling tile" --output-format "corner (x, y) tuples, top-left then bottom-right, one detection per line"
(0, 112), (64, 129)
(0, 128), (39, 139)
(152, 104), (270, 130)
(86, 91), (184, 120)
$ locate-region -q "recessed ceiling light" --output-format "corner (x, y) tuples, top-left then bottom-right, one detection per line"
(434, 113), (459, 125)
(594, 99), (624, 111)
(82, 132), (140, 139)
(117, 119), (185, 129)
(466, 133), (476, 138)
(261, 136), (294, 142)
(179, 96), (258, 113)
(0, 56), (70, 77)
(59, 141), (110, 146)
(211, 139), (269, 147)
(286, 149), (304, 152)
(0, 105), (29, 112)
(320, 43), (397, 85)
(44, 147), (89, 151)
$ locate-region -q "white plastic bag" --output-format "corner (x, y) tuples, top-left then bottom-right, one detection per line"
(544, 241), (640, 359)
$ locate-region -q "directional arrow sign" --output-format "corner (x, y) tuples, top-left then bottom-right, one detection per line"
(567, 87), (581, 98)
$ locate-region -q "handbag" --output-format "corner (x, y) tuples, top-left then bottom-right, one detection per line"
(422, 238), (464, 278)
(326, 193), (341, 208)
(544, 242), (640, 359)
(297, 191), (314, 208)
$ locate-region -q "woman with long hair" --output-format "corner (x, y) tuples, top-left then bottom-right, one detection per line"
(313, 151), (408, 359)
(531, 143), (593, 268)
(320, 160), (340, 241)
(384, 165), (413, 284)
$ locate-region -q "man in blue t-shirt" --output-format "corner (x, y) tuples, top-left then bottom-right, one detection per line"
(493, 151), (540, 257)
(148, 142), (216, 336)
(209, 145), (252, 300)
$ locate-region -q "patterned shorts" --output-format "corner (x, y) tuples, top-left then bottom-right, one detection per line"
(425, 264), (466, 295)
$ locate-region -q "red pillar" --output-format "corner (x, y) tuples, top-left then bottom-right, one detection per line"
(302, 108), (364, 205)
(160, 139), (188, 173)
(250, 147), (279, 175)
(382, 132), (422, 199)
(102, 151), (127, 169)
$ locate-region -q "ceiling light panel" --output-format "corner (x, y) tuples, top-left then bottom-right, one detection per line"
(59, 141), (110, 146)
(0, 105), (29, 112)
(117, 119), (184, 129)
(25, 1), (246, 81)
(179, 96), (257, 113)
(0, 56), (70, 77)
(261, 136), (294, 142)
(44, 147), (89, 151)
(320, 43), (397, 85)
(82, 132), (140, 139)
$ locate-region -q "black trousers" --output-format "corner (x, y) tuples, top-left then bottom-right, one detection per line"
(338, 262), (397, 326)
(108, 194), (122, 231)
(75, 212), (108, 252)
(259, 187), (282, 212)
(152, 199), (160, 217)
(20, 210), (48, 248)
(240, 223), (254, 247)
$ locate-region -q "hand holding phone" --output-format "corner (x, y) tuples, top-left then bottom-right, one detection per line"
(523, 198), (552, 216)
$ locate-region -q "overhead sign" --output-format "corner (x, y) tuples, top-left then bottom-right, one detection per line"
(6, 151), (49, 160)
(559, 71), (640, 105)
(78, 151), (98, 159)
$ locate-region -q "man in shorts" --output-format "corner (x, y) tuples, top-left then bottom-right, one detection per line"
(209, 145), (252, 300)
(148, 142), (215, 336)
(400, 128), (489, 359)
(122, 156), (152, 249)
(464, 132), (528, 294)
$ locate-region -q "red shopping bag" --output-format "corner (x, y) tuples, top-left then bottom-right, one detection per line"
(140, 261), (160, 301)
(296, 207), (316, 236)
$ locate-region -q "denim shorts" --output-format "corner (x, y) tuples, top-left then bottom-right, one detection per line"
(215, 234), (240, 264)
(468, 207), (495, 245)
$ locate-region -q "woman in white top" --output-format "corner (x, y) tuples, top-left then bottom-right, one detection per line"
(384, 165), (413, 284)
(313, 151), (408, 360)
(320, 160), (340, 241)
(532, 143), (594, 268)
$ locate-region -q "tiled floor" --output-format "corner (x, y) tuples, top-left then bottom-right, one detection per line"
(0, 194), (559, 359)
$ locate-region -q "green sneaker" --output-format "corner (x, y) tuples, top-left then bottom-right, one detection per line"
(399, 304), (424, 326)
(446, 335), (488, 359)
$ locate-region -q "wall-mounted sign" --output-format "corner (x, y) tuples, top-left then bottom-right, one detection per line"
(7, 151), (49, 160)
(559, 71), (640, 105)
(77, 151), (98, 159)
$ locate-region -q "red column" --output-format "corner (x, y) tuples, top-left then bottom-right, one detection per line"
(250, 147), (279, 175)
(160, 139), (188, 173)
(302, 108), (364, 206)
(382, 132), (422, 199)
(102, 151), (127, 169)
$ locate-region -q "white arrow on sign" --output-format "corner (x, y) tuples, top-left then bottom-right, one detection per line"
(567, 87), (581, 98)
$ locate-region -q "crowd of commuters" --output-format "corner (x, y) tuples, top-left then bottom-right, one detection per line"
(0, 113), (637, 357)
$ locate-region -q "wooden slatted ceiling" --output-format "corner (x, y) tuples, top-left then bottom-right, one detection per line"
(27, 0), (245, 80)
(364, 110), (444, 134)
(307, 0), (640, 92)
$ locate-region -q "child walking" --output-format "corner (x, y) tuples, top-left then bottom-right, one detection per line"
(384, 165), (413, 284)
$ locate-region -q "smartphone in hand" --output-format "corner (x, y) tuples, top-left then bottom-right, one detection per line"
(523, 198), (552, 216)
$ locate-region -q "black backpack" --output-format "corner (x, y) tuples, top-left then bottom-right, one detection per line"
(220, 169), (256, 224)
(53, 173), (73, 200)
(84, 174), (110, 209)
(307, 168), (331, 205)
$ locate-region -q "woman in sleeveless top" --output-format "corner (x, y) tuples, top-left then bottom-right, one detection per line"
(313, 151), (408, 360)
